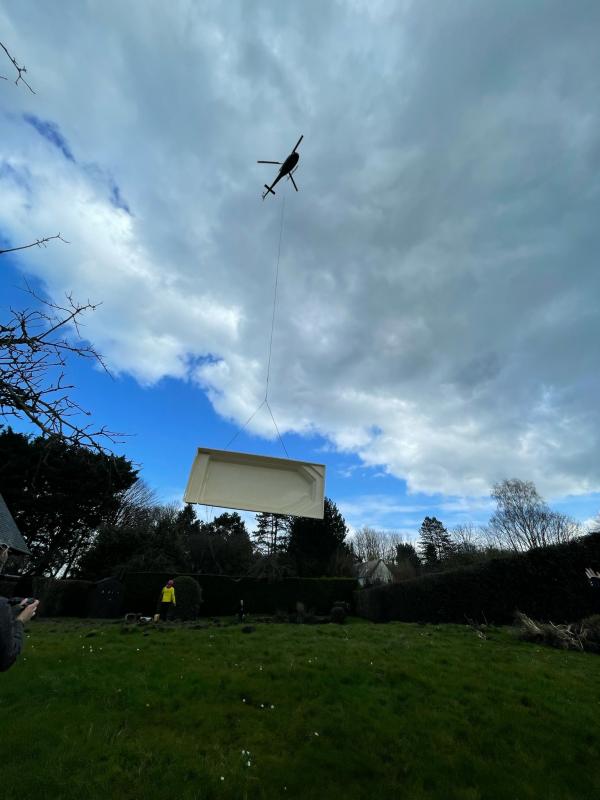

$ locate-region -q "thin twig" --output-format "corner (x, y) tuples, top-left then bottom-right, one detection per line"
(1, 283), (123, 453)
(0, 40), (35, 93)
(0, 233), (69, 257)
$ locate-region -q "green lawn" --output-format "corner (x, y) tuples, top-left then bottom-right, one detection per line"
(2, 617), (599, 800)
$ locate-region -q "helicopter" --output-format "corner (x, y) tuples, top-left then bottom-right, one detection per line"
(257, 135), (303, 200)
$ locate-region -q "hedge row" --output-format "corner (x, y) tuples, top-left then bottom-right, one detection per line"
(123, 572), (358, 616)
(0, 577), (19, 598)
(32, 578), (96, 617)
(355, 532), (600, 624)
(5, 573), (357, 617)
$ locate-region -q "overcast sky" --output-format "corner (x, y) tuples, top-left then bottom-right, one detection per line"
(2, 1), (600, 535)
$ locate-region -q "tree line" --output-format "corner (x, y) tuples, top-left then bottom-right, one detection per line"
(0, 428), (586, 581)
(354, 480), (583, 579)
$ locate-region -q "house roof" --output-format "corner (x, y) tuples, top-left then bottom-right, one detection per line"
(0, 494), (31, 555)
(356, 559), (388, 578)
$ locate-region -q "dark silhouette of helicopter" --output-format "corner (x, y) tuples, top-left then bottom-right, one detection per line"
(257, 135), (303, 200)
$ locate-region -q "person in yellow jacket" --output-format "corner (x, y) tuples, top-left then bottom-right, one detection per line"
(159, 579), (176, 621)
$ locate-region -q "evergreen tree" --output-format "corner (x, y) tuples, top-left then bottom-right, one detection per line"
(76, 504), (191, 579)
(329, 540), (358, 577)
(175, 503), (200, 537)
(0, 427), (137, 576)
(395, 542), (421, 570)
(287, 498), (348, 577)
(418, 516), (454, 563)
(187, 511), (253, 575)
(422, 541), (438, 568)
(253, 512), (291, 557)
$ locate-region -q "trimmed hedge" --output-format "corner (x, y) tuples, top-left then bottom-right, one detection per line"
(172, 576), (203, 620)
(14, 575), (34, 598)
(0, 577), (19, 598)
(355, 532), (600, 624)
(32, 578), (95, 617)
(5, 577), (125, 618)
(88, 578), (125, 618)
(13, 573), (356, 618)
(123, 573), (358, 617)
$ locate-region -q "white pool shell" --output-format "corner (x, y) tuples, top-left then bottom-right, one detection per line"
(183, 447), (325, 519)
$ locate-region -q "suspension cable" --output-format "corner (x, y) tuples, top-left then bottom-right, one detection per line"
(265, 193), (285, 401)
(224, 189), (289, 456)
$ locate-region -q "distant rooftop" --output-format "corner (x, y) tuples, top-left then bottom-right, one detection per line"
(356, 558), (383, 578)
(0, 494), (31, 555)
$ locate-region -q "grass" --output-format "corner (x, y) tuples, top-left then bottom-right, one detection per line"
(2, 616), (599, 800)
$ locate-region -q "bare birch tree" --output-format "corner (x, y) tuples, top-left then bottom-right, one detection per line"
(353, 527), (407, 562)
(488, 479), (581, 552)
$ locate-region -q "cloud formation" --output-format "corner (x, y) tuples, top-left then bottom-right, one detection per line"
(1, 0), (600, 500)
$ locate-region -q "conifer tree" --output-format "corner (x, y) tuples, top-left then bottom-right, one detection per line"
(422, 541), (438, 567)
(418, 516), (454, 563)
(287, 498), (348, 577)
(253, 512), (291, 557)
(395, 542), (421, 570)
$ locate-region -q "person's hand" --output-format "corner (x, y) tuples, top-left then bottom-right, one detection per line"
(585, 568), (600, 581)
(16, 599), (39, 623)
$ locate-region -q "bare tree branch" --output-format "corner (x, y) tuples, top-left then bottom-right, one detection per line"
(0, 233), (69, 257)
(489, 479), (581, 551)
(352, 526), (408, 562)
(1, 285), (124, 453)
(107, 479), (159, 528)
(0, 40), (35, 93)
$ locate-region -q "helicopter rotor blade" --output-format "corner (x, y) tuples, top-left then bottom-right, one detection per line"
(257, 160), (281, 164)
(292, 135), (303, 153)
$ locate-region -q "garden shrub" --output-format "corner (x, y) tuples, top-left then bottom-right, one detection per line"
(330, 604), (347, 624)
(172, 576), (203, 620)
(580, 614), (600, 653)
